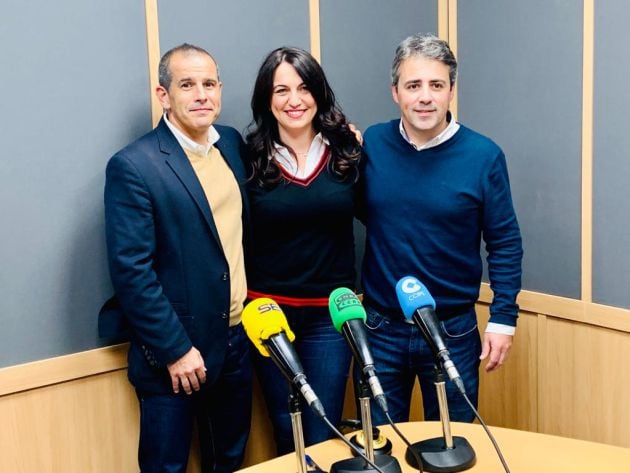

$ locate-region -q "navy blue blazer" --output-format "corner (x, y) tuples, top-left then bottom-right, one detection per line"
(100, 119), (249, 394)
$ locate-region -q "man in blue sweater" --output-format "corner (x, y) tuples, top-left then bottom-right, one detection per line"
(359, 33), (523, 423)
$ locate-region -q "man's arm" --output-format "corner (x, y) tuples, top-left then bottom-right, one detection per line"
(105, 153), (204, 392)
(480, 152), (523, 372)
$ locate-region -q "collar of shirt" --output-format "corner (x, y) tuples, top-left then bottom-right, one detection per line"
(163, 113), (220, 156)
(399, 112), (460, 151)
(271, 133), (329, 178)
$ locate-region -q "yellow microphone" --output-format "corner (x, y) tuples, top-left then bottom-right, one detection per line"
(242, 297), (295, 357)
(242, 298), (325, 418)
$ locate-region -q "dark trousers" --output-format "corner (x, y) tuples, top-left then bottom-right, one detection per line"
(136, 325), (252, 473)
(360, 305), (481, 425)
(252, 305), (352, 455)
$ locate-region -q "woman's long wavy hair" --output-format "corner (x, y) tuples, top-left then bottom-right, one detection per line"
(246, 47), (361, 187)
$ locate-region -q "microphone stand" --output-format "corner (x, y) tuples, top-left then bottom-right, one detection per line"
(288, 386), (308, 473)
(405, 367), (476, 472)
(331, 379), (402, 473)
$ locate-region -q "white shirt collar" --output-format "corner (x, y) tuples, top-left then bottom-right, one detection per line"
(163, 113), (220, 155)
(272, 133), (329, 178)
(399, 113), (460, 151)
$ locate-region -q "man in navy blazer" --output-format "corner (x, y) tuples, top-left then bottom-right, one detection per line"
(102, 43), (251, 472)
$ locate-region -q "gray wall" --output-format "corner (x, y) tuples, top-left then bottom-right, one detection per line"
(158, 0), (310, 134)
(2, 1), (628, 368)
(593, 0), (630, 308)
(319, 0), (438, 289)
(458, 0), (583, 299)
(0, 0), (151, 367)
(320, 0), (438, 130)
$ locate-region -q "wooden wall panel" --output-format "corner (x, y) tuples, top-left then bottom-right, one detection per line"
(477, 306), (538, 432)
(540, 318), (630, 447)
(3, 308), (630, 471)
(0, 370), (138, 473)
(241, 376), (275, 466)
(0, 367), (275, 473)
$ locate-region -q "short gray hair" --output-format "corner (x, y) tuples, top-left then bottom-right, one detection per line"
(158, 43), (219, 90)
(391, 33), (457, 86)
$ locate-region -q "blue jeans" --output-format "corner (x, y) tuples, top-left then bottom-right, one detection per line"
(360, 305), (481, 426)
(252, 305), (352, 455)
(136, 325), (252, 473)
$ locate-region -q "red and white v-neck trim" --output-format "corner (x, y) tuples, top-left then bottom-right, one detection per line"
(278, 147), (330, 186)
(272, 133), (331, 186)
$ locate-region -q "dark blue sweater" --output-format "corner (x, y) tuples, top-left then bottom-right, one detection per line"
(360, 119), (523, 326)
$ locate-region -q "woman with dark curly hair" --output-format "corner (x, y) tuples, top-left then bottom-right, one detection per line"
(245, 46), (361, 454)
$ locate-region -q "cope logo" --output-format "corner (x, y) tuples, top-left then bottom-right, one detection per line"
(401, 277), (421, 294)
(400, 277), (425, 301)
(335, 293), (360, 310)
(258, 302), (281, 314)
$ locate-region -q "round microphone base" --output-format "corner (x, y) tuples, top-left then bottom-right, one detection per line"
(331, 454), (402, 473)
(405, 436), (476, 472)
(349, 431), (393, 456)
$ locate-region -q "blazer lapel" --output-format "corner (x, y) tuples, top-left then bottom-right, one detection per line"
(215, 134), (250, 220)
(155, 119), (224, 249)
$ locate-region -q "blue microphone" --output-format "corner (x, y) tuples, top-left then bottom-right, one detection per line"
(396, 276), (466, 394)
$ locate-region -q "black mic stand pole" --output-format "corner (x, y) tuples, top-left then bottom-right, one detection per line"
(406, 367), (476, 472)
(288, 385), (308, 473)
(331, 379), (402, 473)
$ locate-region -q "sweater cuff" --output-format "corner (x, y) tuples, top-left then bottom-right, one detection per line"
(487, 312), (518, 328)
(154, 338), (194, 367)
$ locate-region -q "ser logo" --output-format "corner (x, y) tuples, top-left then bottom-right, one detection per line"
(258, 302), (281, 314)
(334, 293), (361, 310)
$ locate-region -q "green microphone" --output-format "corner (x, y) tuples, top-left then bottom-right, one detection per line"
(329, 288), (388, 414)
(329, 287), (366, 330)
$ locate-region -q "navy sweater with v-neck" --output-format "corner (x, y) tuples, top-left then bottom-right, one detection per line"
(360, 119), (523, 326)
(246, 156), (357, 298)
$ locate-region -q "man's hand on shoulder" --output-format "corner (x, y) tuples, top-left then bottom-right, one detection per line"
(349, 123), (363, 145)
(167, 347), (207, 394)
(479, 332), (513, 372)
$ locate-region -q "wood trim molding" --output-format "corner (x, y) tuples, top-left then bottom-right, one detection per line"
(309, 0), (321, 62)
(4, 283), (630, 398)
(581, 0), (594, 303)
(438, 0), (449, 40)
(448, 0), (458, 120)
(5, 283), (630, 399)
(479, 283), (630, 333)
(536, 313), (548, 431)
(447, 0), (458, 56)
(145, 0), (162, 126)
(4, 288), (630, 399)
(0, 344), (128, 397)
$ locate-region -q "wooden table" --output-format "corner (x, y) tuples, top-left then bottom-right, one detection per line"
(237, 421), (630, 472)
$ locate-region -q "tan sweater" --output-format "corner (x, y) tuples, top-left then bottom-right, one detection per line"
(184, 146), (247, 326)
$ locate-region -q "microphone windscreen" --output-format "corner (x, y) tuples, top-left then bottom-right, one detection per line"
(395, 276), (436, 319)
(329, 287), (366, 333)
(242, 298), (296, 357)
